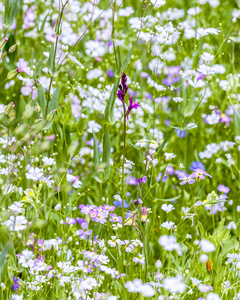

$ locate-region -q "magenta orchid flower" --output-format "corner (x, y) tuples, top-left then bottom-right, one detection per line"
(126, 96), (139, 119)
(117, 73), (139, 119)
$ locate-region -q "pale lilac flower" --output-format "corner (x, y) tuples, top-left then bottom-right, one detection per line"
(17, 59), (32, 76)
(179, 176), (195, 185)
(218, 185), (230, 194)
(159, 235), (180, 251)
(4, 216), (27, 231)
(199, 239), (216, 253)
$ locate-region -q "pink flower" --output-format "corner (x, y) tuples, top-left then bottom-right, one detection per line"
(17, 59), (32, 76)
(126, 96), (139, 119)
(191, 169), (212, 180)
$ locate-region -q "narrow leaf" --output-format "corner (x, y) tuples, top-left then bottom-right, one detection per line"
(154, 195), (181, 202)
(104, 81), (119, 125)
(47, 86), (60, 115)
(120, 48), (132, 74)
(37, 85), (47, 118)
(9, 0), (18, 25)
(101, 127), (111, 182)
(47, 44), (55, 74)
(93, 132), (101, 182)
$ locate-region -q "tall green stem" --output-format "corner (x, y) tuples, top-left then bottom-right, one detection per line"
(122, 107), (127, 229)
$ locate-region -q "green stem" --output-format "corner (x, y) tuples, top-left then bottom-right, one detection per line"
(122, 109), (127, 229)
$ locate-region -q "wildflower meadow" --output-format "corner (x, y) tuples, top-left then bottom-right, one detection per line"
(1, 0), (240, 299)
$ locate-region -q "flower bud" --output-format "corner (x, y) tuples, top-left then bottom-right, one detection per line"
(47, 109), (56, 122)
(7, 69), (18, 80)
(0, 37), (8, 51)
(1, 51), (7, 59)
(8, 43), (18, 53)
(4, 102), (13, 115)
(206, 260), (213, 271)
(23, 103), (34, 118)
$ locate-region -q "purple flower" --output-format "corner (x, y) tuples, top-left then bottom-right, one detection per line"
(218, 185), (230, 194)
(12, 276), (20, 291)
(76, 222), (92, 239)
(126, 96), (139, 119)
(179, 176), (195, 185)
(127, 176), (137, 185)
(109, 213), (122, 223)
(191, 169), (212, 180)
(137, 176), (147, 185)
(17, 58), (32, 75)
(116, 73), (128, 103)
(113, 199), (129, 208)
(107, 69), (114, 77)
(175, 170), (188, 178)
(220, 114), (232, 126)
(176, 129), (186, 138)
(156, 172), (162, 182)
(166, 166), (174, 175)
(189, 161), (205, 171)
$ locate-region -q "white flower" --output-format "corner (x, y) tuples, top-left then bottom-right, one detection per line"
(3, 215), (27, 231)
(149, 141), (158, 149)
(42, 157), (56, 166)
(137, 32), (152, 42)
(150, 0), (166, 8)
(161, 204), (175, 213)
(135, 139), (148, 148)
(66, 174), (82, 188)
(227, 221), (237, 230)
(8, 202), (24, 214)
(201, 52), (214, 62)
(86, 69), (103, 80)
(197, 64), (215, 75)
(26, 167), (44, 181)
(159, 235), (180, 251)
(191, 277), (202, 286)
(164, 152), (176, 161)
(0, 282), (6, 289)
(87, 120), (102, 133)
(19, 250), (34, 268)
(200, 239), (216, 253)
(162, 275), (186, 293)
(200, 254), (208, 263)
(118, 7), (134, 17)
(125, 279), (155, 297)
(161, 221), (175, 230)
(173, 97), (184, 103)
(12, 296), (23, 300)
(54, 203), (61, 211)
(207, 292), (220, 300)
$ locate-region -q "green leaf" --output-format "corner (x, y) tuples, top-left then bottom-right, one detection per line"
(157, 129), (174, 153)
(9, 0), (18, 25)
(47, 86), (60, 116)
(120, 48), (132, 74)
(37, 85), (47, 118)
(197, 221), (205, 237)
(43, 120), (53, 130)
(221, 239), (238, 257)
(47, 44), (55, 74)
(101, 127), (111, 182)
(154, 195), (181, 202)
(93, 132), (101, 182)
(117, 46), (121, 73)
(104, 81), (119, 125)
